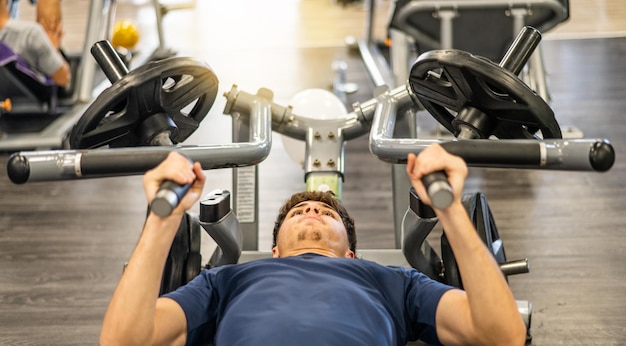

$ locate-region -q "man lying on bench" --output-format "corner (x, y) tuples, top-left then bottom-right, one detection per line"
(100, 145), (526, 346)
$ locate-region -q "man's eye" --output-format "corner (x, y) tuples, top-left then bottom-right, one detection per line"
(292, 210), (303, 216)
(322, 211), (334, 217)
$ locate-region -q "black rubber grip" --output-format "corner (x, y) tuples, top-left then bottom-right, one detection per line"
(421, 171), (453, 210)
(589, 140), (615, 172)
(6, 154), (30, 184)
(151, 180), (192, 217)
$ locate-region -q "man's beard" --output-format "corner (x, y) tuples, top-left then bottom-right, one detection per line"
(297, 229), (322, 241)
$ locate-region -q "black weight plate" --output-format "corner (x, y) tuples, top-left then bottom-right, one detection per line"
(185, 213), (202, 283)
(159, 213), (191, 295)
(184, 252), (202, 284)
(441, 193), (507, 288)
(160, 251), (185, 295)
(70, 57), (219, 149)
(441, 234), (460, 288)
(409, 49), (562, 139)
(188, 213), (201, 254)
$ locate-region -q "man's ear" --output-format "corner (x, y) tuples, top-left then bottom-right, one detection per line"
(345, 250), (355, 259)
(272, 246), (280, 258)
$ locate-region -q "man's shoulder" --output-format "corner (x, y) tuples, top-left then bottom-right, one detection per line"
(1, 20), (45, 44)
(4, 20), (42, 33)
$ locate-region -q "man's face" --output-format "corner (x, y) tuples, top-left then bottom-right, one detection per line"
(272, 200), (354, 258)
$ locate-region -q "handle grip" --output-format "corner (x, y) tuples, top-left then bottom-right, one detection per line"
(421, 171), (453, 210)
(150, 180), (192, 217)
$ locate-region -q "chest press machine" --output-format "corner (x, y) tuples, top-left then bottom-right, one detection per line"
(6, 27), (614, 341)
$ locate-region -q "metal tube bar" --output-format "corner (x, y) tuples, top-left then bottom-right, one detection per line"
(367, 85), (614, 171)
(356, 40), (395, 88)
(90, 40), (129, 84)
(223, 85), (410, 143)
(7, 99), (273, 184)
(438, 9), (456, 49)
(389, 29), (411, 86)
(499, 26), (542, 75)
(369, 135), (614, 172)
(77, 0), (114, 102)
(353, 84), (414, 124)
(364, 0), (375, 44)
(152, 0), (166, 48)
(501, 259), (530, 276)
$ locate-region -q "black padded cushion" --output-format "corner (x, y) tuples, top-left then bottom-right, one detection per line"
(390, 0), (570, 61)
(0, 41), (56, 112)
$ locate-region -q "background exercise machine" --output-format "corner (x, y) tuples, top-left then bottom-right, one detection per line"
(0, 0), (193, 152)
(0, 0), (118, 152)
(355, 0), (570, 95)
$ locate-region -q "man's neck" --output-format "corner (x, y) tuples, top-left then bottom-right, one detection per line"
(278, 248), (344, 258)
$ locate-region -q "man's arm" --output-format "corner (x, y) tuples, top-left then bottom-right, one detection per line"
(24, 21), (71, 87)
(34, 0), (70, 87)
(36, 0), (62, 47)
(100, 152), (206, 346)
(49, 59), (70, 87)
(406, 144), (526, 346)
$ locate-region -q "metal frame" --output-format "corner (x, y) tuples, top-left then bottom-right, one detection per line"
(215, 83), (613, 260)
(148, 0), (196, 60)
(8, 78), (613, 335)
(8, 82), (613, 226)
(353, 0), (570, 247)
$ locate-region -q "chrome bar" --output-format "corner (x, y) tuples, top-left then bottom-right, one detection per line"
(368, 87), (614, 172)
(7, 96), (272, 184)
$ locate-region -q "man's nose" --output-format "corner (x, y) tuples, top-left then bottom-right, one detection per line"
(305, 206), (319, 215)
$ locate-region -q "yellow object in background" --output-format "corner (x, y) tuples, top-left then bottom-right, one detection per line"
(111, 21), (140, 50)
(0, 98), (12, 113)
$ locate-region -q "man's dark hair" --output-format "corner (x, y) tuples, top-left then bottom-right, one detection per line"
(272, 191), (356, 253)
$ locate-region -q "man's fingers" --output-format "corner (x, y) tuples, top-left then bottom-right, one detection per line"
(192, 163), (206, 187)
(157, 153), (195, 184)
(406, 153), (416, 178)
(406, 144), (467, 208)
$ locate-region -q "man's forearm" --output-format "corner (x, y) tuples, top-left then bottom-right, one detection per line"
(100, 213), (182, 345)
(50, 61), (70, 88)
(437, 202), (526, 345)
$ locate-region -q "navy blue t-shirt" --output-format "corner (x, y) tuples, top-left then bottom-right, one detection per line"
(163, 253), (453, 346)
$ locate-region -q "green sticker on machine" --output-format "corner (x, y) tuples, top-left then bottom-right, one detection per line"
(306, 174), (342, 200)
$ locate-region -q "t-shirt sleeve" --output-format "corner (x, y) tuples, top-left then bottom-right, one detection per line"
(403, 268), (455, 345)
(162, 268), (220, 345)
(26, 24), (64, 76)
